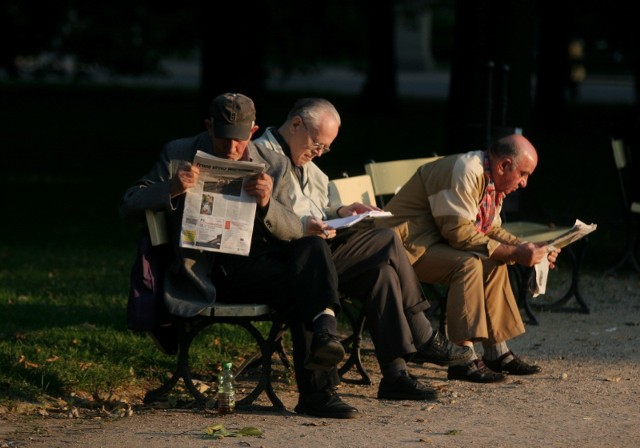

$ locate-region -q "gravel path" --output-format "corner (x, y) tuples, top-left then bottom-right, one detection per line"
(2, 273), (639, 448)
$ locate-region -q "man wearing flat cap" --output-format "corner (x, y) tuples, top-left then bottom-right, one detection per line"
(120, 93), (359, 419)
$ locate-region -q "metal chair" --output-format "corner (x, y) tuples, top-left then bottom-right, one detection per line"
(364, 156), (442, 207)
(605, 137), (640, 274)
(327, 174), (377, 385)
(362, 159), (449, 331)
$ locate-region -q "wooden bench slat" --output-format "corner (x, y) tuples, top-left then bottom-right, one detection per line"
(502, 222), (572, 244)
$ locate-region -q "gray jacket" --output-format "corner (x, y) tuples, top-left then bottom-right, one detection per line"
(119, 131), (304, 317)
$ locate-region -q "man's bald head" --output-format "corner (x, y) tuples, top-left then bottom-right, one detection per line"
(489, 134), (538, 195)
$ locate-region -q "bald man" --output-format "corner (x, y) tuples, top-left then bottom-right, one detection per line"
(381, 134), (560, 383)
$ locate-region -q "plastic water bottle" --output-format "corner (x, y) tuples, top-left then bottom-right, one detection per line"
(216, 362), (235, 414)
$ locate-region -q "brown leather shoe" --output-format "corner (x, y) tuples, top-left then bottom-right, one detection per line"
(448, 359), (507, 383)
(483, 351), (542, 375)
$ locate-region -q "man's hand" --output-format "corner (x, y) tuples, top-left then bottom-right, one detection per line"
(545, 247), (561, 269)
(493, 241), (556, 267)
(338, 202), (381, 217)
(510, 243), (551, 267)
(307, 216), (336, 239)
(170, 161), (200, 198)
(244, 172), (273, 209)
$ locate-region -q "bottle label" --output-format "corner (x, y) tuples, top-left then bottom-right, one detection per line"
(217, 392), (235, 414)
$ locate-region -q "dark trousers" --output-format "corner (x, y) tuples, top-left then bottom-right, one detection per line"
(330, 227), (434, 367)
(215, 236), (341, 394)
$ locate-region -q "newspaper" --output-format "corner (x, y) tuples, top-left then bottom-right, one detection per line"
(324, 210), (393, 230)
(542, 219), (597, 250)
(533, 219), (597, 296)
(178, 150), (265, 256)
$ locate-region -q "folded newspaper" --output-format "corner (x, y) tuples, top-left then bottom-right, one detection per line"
(540, 219), (598, 250)
(533, 219), (597, 296)
(179, 150), (264, 256)
(324, 210), (393, 230)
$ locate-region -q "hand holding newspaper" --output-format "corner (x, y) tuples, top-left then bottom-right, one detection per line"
(533, 219), (597, 296)
(178, 150), (265, 256)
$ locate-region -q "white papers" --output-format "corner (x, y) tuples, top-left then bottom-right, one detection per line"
(533, 219), (597, 297)
(324, 210), (393, 230)
(178, 151), (264, 256)
(542, 219), (597, 250)
(533, 257), (550, 297)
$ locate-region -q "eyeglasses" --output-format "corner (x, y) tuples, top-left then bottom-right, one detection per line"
(300, 116), (331, 155)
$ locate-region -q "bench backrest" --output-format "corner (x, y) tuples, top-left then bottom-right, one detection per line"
(328, 174), (376, 206)
(364, 157), (442, 206)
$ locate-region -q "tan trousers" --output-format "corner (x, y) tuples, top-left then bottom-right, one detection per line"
(413, 243), (525, 344)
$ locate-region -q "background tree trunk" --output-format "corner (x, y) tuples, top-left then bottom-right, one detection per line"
(445, 0), (535, 153)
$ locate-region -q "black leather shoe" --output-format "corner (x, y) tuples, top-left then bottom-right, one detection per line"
(412, 330), (473, 366)
(304, 331), (345, 371)
(483, 351), (542, 375)
(295, 387), (359, 419)
(377, 371), (439, 401)
(448, 359), (506, 383)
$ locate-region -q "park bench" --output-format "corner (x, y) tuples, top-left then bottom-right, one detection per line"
(139, 211), (290, 410)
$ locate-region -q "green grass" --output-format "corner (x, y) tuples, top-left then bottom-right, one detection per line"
(0, 81), (636, 410)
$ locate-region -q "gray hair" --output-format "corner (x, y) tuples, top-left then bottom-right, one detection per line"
(287, 98), (341, 128)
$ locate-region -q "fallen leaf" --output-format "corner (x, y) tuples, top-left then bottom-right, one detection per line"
(203, 423), (263, 439)
(237, 427), (263, 436)
(79, 362), (93, 371)
(605, 377), (621, 382)
(446, 429), (462, 435)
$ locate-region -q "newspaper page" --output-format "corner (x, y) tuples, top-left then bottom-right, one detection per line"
(178, 150), (265, 256)
(324, 210), (393, 230)
(533, 219), (597, 296)
(543, 219), (597, 250)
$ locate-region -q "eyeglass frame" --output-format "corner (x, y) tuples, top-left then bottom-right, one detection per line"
(299, 116), (331, 155)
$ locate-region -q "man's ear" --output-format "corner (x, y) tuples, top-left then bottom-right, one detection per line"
(499, 158), (512, 173)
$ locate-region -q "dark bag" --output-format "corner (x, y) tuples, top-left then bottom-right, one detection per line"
(127, 232), (172, 331)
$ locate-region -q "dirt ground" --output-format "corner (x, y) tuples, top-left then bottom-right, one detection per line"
(1, 273), (639, 448)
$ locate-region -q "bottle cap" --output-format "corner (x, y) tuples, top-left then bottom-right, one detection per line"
(223, 362), (233, 370)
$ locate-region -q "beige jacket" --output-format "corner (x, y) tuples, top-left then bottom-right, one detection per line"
(379, 151), (523, 264)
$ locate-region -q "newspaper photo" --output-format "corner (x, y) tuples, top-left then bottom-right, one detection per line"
(178, 150), (265, 256)
(543, 219), (597, 250)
